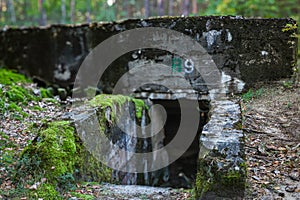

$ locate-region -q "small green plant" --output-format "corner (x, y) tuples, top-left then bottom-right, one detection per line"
(283, 80), (293, 89)
(242, 88), (264, 102)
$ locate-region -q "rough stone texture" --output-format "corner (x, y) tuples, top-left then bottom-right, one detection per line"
(196, 99), (245, 199)
(0, 16), (297, 93)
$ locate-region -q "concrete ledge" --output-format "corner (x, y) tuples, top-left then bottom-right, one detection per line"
(196, 99), (246, 199)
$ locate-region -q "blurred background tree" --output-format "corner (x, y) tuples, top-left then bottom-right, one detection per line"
(0, 0), (298, 26)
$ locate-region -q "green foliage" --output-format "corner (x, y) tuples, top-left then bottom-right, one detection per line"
(0, 69), (58, 119)
(282, 23), (298, 32)
(283, 80), (294, 89)
(214, 0), (279, 17)
(242, 88), (264, 102)
(0, 0), (299, 27)
(0, 68), (31, 85)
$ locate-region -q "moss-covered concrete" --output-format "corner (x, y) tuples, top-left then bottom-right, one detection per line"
(17, 94), (148, 198)
(195, 157), (247, 199)
(196, 100), (246, 199)
(88, 94), (147, 120)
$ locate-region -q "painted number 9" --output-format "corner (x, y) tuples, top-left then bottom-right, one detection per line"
(184, 59), (194, 74)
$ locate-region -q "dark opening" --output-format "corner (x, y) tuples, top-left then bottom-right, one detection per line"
(151, 99), (210, 188)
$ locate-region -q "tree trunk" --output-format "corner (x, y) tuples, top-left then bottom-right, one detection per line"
(182, 0), (190, 16)
(38, 0), (47, 26)
(124, 0), (133, 18)
(86, 0), (91, 23)
(70, 0), (76, 23)
(61, 0), (66, 23)
(168, 0), (174, 16)
(168, 0), (173, 16)
(192, 0), (198, 15)
(144, 0), (150, 18)
(157, 0), (164, 16)
(7, 0), (16, 23)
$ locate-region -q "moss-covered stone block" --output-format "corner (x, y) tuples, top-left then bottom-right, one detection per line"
(17, 94), (148, 198)
(196, 100), (246, 199)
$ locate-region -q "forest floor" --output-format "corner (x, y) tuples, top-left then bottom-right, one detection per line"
(0, 79), (299, 199)
(242, 81), (300, 200)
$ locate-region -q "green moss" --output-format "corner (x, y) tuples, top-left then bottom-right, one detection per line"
(32, 184), (62, 199)
(70, 192), (94, 200)
(18, 120), (113, 197)
(132, 98), (147, 119)
(22, 121), (76, 181)
(7, 102), (22, 112)
(43, 98), (59, 104)
(195, 158), (247, 199)
(0, 68), (31, 85)
(74, 134), (113, 183)
(7, 103), (28, 118)
(40, 88), (53, 98)
(221, 170), (242, 185)
(89, 94), (129, 109)
(89, 94), (147, 120)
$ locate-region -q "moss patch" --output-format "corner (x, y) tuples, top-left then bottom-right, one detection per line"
(22, 121), (76, 179)
(132, 98), (147, 119)
(195, 158), (247, 199)
(17, 121), (76, 198)
(0, 69), (57, 119)
(18, 119), (114, 198)
(70, 192), (94, 200)
(31, 184), (61, 199)
(0, 68), (31, 85)
(89, 94), (147, 120)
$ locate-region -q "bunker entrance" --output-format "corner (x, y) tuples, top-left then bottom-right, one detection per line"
(150, 99), (210, 188)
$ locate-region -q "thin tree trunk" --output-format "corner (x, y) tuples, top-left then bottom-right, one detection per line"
(192, 0), (198, 15)
(157, 0), (164, 16)
(124, 0), (133, 18)
(86, 0), (91, 23)
(38, 0), (47, 26)
(168, 0), (173, 16)
(70, 0), (75, 23)
(182, 0), (190, 16)
(7, 0), (16, 23)
(144, 0), (150, 18)
(61, 0), (66, 23)
(0, 0), (3, 23)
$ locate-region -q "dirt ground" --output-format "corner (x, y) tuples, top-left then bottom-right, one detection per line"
(242, 81), (300, 200)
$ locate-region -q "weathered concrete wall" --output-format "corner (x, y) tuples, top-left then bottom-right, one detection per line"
(0, 16), (297, 93)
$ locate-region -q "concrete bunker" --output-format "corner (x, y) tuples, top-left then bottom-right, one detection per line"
(0, 16), (297, 199)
